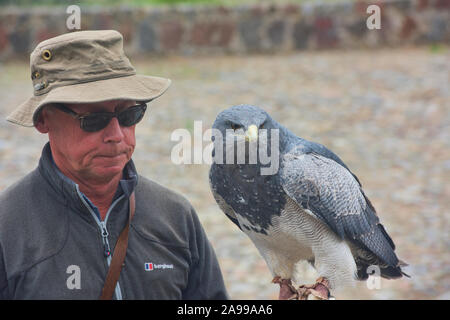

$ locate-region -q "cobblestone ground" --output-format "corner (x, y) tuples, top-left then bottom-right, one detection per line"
(0, 46), (449, 299)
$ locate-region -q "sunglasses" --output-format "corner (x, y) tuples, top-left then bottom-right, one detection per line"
(52, 103), (147, 132)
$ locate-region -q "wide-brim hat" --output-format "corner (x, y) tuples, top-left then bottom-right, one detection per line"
(7, 30), (171, 127)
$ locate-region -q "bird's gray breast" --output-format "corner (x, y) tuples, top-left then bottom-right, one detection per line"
(210, 163), (286, 235)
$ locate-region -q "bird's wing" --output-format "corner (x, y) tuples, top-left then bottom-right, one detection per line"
(280, 147), (400, 267)
(211, 187), (242, 231)
(209, 166), (242, 230)
(293, 139), (362, 186)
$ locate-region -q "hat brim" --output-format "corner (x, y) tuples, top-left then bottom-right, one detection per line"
(7, 74), (171, 127)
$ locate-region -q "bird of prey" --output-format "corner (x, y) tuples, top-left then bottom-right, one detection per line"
(209, 105), (408, 300)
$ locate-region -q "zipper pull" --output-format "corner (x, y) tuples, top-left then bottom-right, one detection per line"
(100, 222), (111, 257)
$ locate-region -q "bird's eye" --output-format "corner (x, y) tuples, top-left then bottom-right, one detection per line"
(230, 123), (240, 130)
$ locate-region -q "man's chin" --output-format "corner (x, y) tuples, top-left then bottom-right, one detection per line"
(92, 155), (128, 171)
(88, 165), (125, 182)
(82, 155), (130, 182)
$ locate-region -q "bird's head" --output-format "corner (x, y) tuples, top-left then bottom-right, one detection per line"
(212, 105), (276, 142)
(211, 105), (285, 170)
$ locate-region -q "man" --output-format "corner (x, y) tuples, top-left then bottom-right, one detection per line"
(0, 30), (228, 299)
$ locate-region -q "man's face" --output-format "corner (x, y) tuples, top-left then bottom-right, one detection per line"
(37, 100), (138, 184)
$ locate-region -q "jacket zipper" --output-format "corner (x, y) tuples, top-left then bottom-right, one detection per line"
(75, 184), (125, 300)
(100, 221), (111, 258)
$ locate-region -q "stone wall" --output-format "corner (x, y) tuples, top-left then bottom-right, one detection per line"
(0, 0), (449, 60)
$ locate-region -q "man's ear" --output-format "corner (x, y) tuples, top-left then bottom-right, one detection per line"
(35, 107), (49, 134)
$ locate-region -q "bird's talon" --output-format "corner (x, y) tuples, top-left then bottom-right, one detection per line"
(273, 277), (299, 300)
(287, 293), (299, 300)
(271, 276), (282, 284)
(296, 277), (331, 300)
(297, 287), (310, 300)
(308, 287), (329, 300)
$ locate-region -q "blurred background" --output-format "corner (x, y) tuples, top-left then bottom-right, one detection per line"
(0, 0), (449, 299)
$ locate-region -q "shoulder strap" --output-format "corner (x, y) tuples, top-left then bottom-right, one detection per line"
(100, 191), (135, 300)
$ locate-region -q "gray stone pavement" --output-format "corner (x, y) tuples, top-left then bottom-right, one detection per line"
(0, 46), (449, 299)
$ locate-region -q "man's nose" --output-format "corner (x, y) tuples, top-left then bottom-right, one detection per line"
(102, 117), (124, 143)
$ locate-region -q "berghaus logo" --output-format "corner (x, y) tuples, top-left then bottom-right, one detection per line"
(145, 262), (174, 271)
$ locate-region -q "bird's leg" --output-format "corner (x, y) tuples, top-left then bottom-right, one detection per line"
(272, 276), (298, 300)
(297, 277), (331, 300)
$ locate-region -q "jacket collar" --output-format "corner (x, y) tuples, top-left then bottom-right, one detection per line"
(38, 142), (138, 212)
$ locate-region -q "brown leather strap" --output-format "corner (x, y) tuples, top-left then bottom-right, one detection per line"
(100, 192), (135, 300)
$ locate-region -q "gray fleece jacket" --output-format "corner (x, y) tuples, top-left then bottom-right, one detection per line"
(0, 143), (228, 299)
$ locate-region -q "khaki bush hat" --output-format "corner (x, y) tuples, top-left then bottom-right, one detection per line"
(7, 30), (171, 127)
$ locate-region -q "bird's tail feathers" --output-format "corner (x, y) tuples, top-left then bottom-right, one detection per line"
(356, 261), (410, 280)
(355, 255), (410, 280)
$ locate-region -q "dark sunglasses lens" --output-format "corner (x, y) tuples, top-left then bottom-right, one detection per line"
(118, 106), (146, 127)
(81, 114), (112, 132)
(79, 105), (146, 132)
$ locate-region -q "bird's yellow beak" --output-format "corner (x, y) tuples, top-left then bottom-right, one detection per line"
(245, 125), (258, 142)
